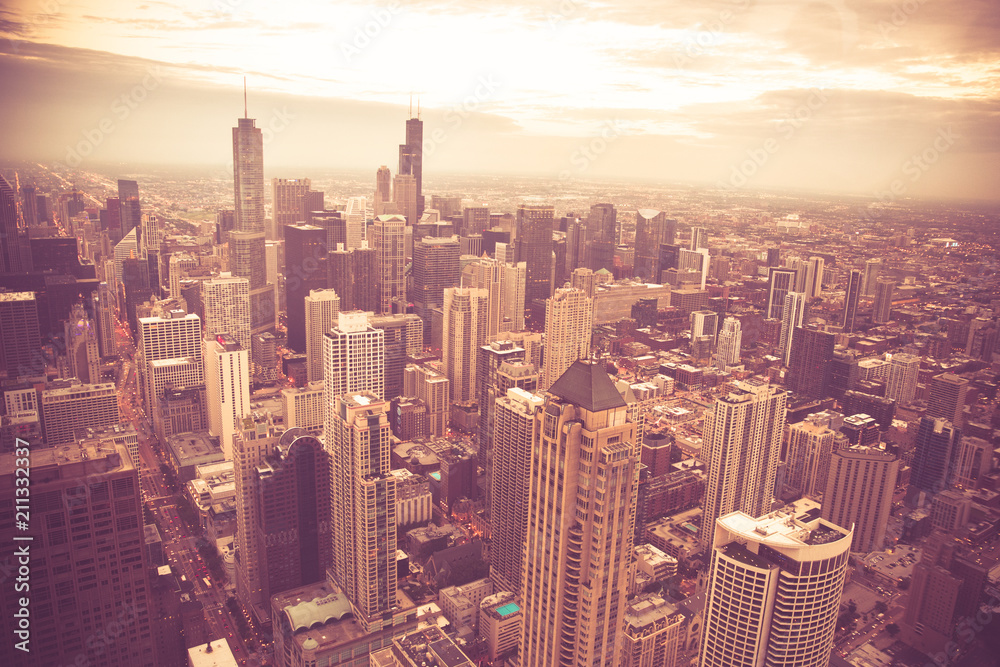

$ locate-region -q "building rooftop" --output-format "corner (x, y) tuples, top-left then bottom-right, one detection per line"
(548, 360), (627, 412)
(187, 639), (237, 667)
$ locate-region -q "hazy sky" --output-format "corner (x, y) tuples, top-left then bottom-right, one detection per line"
(1, 0), (998, 200)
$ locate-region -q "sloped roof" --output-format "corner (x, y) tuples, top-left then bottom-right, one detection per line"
(549, 360), (627, 412)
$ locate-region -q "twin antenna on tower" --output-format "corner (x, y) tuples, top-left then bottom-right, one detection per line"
(409, 94), (420, 119)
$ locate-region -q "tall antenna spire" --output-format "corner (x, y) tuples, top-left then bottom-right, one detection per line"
(409, 93), (412, 118)
(417, 96), (420, 120)
(243, 76), (247, 118)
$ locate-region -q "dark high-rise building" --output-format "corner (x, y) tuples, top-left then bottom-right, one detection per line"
(787, 325), (835, 399)
(657, 243), (681, 278)
(911, 416), (960, 494)
(927, 372), (968, 428)
(398, 115), (424, 216)
(104, 196), (122, 239)
(28, 236), (81, 275)
(841, 390), (895, 430)
(253, 429), (333, 604)
(19, 184), (38, 226)
(374, 165), (392, 215)
(633, 209), (671, 281)
(585, 203), (616, 272)
(766, 267), (797, 320)
(0, 175), (31, 273)
(476, 340), (526, 468)
(411, 236), (460, 315)
(122, 255), (153, 335)
(117, 178), (141, 242)
(463, 206), (490, 236)
(515, 204), (554, 318)
(827, 348), (859, 400)
(0, 292), (42, 379)
(766, 247), (780, 267)
(370, 313), (421, 401)
(842, 269), (862, 333)
(873, 277), (894, 324)
(284, 223), (328, 352)
(481, 228), (510, 257)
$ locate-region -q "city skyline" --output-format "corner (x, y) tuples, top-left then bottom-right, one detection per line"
(1, 0), (998, 201)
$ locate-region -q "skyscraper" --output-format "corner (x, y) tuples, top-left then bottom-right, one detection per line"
(541, 287), (593, 390)
(477, 341), (528, 487)
(304, 288), (340, 383)
(117, 178), (142, 242)
(842, 268), (862, 333)
(393, 173), (418, 225)
(374, 165), (393, 216)
(138, 310), (204, 430)
(233, 116), (265, 234)
(411, 236), (461, 315)
(823, 444), (899, 552)
(911, 416), (960, 494)
(323, 311), (385, 399)
(787, 325), (834, 399)
(64, 303), (100, 384)
(0, 174), (31, 273)
(516, 204), (555, 318)
(701, 379), (787, 548)
(204, 333), (250, 459)
(325, 392), (398, 629)
(700, 508), (851, 667)
(715, 316), (742, 369)
(443, 287), (490, 403)
(862, 257), (882, 297)
(489, 386), (543, 593)
(519, 361), (639, 667)
(271, 178), (311, 236)
(284, 223), (328, 351)
(633, 209), (671, 281)
(369, 312), (423, 400)
(584, 202), (616, 271)
(92, 282), (118, 357)
(398, 113), (424, 217)
(766, 267), (797, 320)
(872, 277), (895, 324)
(794, 255), (824, 298)
(201, 272), (251, 350)
(0, 292), (42, 379)
(40, 381), (120, 446)
(374, 214), (406, 313)
(927, 372), (969, 428)
(885, 352), (919, 404)
(784, 414), (836, 498)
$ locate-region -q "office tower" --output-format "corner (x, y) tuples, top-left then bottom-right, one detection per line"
(40, 381), (119, 445)
(229, 230), (267, 290)
(766, 267), (797, 320)
(678, 247), (708, 290)
(281, 381), (325, 432)
(200, 272), (251, 349)
(1, 175), (31, 273)
(344, 197), (367, 249)
(399, 113), (424, 216)
(841, 269), (862, 333)
(516, 204), (555, 315)
(462, 257), (504, 339)
(284, 223), (328, 351)
(787, 325), (834, 399)
(272, 177), (311, 233)
(204, 333), (250, 459)
(911, 416), (960, 494)
(406, 364), (451, 435)
(715, 316), (742, 369)
(797, 255), (824, 297)
(766, 246), (780, 267)
(690, 309), (718, 343)
(688, 226), (707, 250)
(112, 227), (139, 287)
(903, 531), (989, 656)
(541, 287), (593, 390)
(585, 203), (616, 271)
(140, 213), (161, 255)
(104, 195), (122, 238)
(253, 428), (333, 603)
(518, 361), (639, 667)
(701, 379), (787, 548)
(477, 341), (527, 480)
(323, 311), (385, 399)
(823, 445), (898, 552)
(138, 309), (203, 416)
(412, 236), (461, 314)
(393, 173), (418, 224)
(19, 183), (38, 226)
(216, 207), (235, 243)
(121, 254), (153, 335)
(64, 303), (100, 384)
(374, 165), (393, 216)
(619, 594), (684, 667)
(885, 352), (919, 404)
(927, 372), (968, 427)
(0, 292), (42, 379)
(463, 206), (490, 236)
(443, 287), (490, 403)
(500, 262), (527, 331)
(370, 313), (422, 400)
(304, 289), (340, 383)
(0, 443), (156, 667)
(490, 387), (543, 592)
(92, 282), (118, 357)
(633, 209), (670, 281)
(700, 509), (851, 667)
(784, 414), (836, 498)
(955, 435), (992, 489)
(233, 116), (265, 234)
(374, 214), (406, 313)
(872, 278), (896, 324)
(325, 392), (398, 628)
(117, 178), (141, 241)
(861, 257), (882, 296)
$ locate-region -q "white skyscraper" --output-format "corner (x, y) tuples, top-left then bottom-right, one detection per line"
(374, 214), (406, 313)
(64, 303), (100, 384)
(461, 257), (503, 340)
(715, 316), (742, 369)
(886, 352), (920, 404)
(204, 334), (250, 459)
(541, 287), (593, 390)
(322, 311), (385, 399)
(862, 257), (882, 297)
(304, 288), (340, 382)
(500, 262), (527, 332)
(778, 291), (807, 365)
(443, 287), (490, 403)
(201, 272), (251, 350)
(700, 509), (852, 667)
(701, 379), (787, 548)
(138, 310), (203, 416)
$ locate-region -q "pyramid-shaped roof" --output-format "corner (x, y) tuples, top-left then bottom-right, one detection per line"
(549, 360), (627, 412)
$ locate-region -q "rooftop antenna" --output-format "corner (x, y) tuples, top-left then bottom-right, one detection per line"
(417, 96), (420, 120)
(243, 76), (248, 118)
(409, 93), (412, 118)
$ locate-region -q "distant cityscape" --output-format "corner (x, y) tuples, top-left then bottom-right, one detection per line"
(2, 82), (1000, 667)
